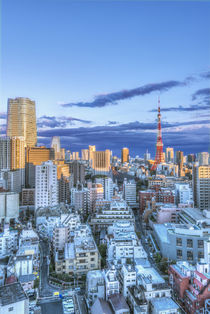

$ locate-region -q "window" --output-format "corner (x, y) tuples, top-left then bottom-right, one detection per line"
(187, 251), (193, 261)
(187, 239), (193, 248)
(9, 307), (14, 312)
(198, 251), (204, 259)
(177, 249), (182, 260)
(176, 238), (182, 247)
(198, 240), (204, 248)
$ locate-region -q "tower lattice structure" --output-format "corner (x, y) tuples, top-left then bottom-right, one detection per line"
(151, 100), (164, 171)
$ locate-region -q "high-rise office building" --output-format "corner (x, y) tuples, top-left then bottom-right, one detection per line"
(7, 97), (37, 147)
(25, 146), (54, 187)
(51, 136), (61, 160)
(92, 150), (111, 174)
(81, 149), (89, 161)
(193, 165), (210, 211)
(35, 160), (58, 210)
(198, 152), (209, 166)
(0, 137), (11, 170)
(121, 147), (129, 163)
(166, 147), (174, 163)
(72, 152), (80, 160)
(176, 151), (184, 176)
(88, 145), (96, 165)
(11, 137), (25, 187)
(69, 160), (85, 186)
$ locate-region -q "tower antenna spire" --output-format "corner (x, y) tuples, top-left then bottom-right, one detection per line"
(151, 97), (164, 171)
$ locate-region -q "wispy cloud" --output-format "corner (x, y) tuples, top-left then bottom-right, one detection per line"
(37, 115), (92, 128)
(200, 71), (210, 79)
(192, 88), (210, 101)
(61, 80), (187, 108)
(150, 87), (210, 112)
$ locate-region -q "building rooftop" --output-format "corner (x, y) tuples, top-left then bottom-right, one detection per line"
(150, 297), (179, 311)
(136, 266), (165, 285)
(109, 293), (129, 312)
(0, 283), (28, 306)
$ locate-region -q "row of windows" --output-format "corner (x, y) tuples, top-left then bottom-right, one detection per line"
(176, 238), (204, 248)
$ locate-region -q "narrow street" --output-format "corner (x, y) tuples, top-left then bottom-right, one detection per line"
(39, 239), (57, 297)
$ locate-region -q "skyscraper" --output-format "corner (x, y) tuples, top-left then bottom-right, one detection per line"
(25, 146), (54, 188)
(7, 97), (37, 147)
(92, 150), (111, 175)
(121, 147), (129, 163)
(10, 137), (25, 187)
(176, 151), (184, 176)
(35, 160), (58, 210)
(193, 165), (210, 211)
(88, 145), (96, 165)
(0, 137), (11, 170)
(166, 147), (174, 163)
(51, 136), (61, 155)
(198, 152), (209, 166)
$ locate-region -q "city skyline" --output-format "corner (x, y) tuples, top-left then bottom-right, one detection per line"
(1, 0), (210, 156)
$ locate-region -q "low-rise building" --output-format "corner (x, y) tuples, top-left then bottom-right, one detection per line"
(119, 265), (136, 297)
(153, 223), (209, 262)
(86, 270), (105, 306)
(0, 225), (18, 259)
(90, 199), (134, 232)
(0, 282), (29, 314)
(55, 224), (100, 276)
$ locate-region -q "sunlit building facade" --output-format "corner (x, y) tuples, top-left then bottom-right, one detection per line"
(7, 97), (37, 147)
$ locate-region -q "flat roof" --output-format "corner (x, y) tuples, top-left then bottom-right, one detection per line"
(0, 283), (28, 306)
(150, 297), (179, 310)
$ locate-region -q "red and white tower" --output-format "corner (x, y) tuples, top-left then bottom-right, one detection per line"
(151, 99), (164, 171)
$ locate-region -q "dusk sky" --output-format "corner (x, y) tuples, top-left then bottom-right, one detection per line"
(1, 0), (210, 157)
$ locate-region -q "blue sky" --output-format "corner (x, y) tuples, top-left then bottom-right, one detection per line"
(1, 0), (210, 157)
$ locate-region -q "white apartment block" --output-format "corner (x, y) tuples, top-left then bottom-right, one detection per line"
(108, 237), (147, 266)
(35, 160), (58, 210)
(103, 266), (120, 300)
(120, 265), (136, 297)
(55, 224), (100, 275)
(0, 225), (18, 259)
(175, 183), (193, 205)
(193, 165), (210, 210)
(36, 212), (80, 239)
(53, 224), (70, 251)
(95, 177), (114, 201)
(71, 186), (90, 213)
(123, 179), (137, 208)
(0, 192), (19, 223)
(90, 199), (135, 231)
(86, 270), (105, 305)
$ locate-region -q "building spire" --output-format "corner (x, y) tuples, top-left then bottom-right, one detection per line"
(151, 98), (164, 171)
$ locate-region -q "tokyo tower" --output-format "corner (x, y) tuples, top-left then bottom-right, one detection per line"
(151, 99), (164, 171)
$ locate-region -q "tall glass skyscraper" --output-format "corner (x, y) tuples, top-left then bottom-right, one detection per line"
(7, 97), (37, 147)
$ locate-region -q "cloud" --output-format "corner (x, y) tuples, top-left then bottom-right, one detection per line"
(108, 121), (118, 125)
(37, 115), (92, 128)
(150, 87), (210, 113)
(61, 80), (186, 108)
(154, 104), (209, 112)
(0, 113), (7, 119)
(38, 124), (210, 157)
(192, 88), (210, 101)
(200, 71), (210, 79)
